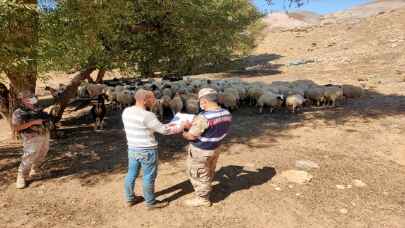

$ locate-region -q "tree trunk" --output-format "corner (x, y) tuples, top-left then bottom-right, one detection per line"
(0, 82), (11, 136)
(6, 72), (37, 139)
(3, 0), (39, 139)
(95, 69), (106, 83)
(53, 67), (96, 122)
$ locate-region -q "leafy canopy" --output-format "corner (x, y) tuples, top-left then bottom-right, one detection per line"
(1, 0), (306, 81)
(0, 1), (38, 77)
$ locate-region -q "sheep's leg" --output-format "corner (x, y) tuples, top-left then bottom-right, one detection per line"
(100, 120), (104, 130)
(259, 106), (263, 113)
(269, 107), (273, 113)
(94, 118), (99, 130)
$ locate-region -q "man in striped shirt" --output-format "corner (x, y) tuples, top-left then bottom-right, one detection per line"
(122, 89), (181, 209)
(182, 88), (232, 207)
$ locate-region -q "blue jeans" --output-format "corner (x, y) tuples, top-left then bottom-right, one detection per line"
(124, 147), (158, 205)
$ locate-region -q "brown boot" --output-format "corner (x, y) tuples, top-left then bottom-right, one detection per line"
(146, 200), (169, 210)
(126, 196), (144, 208)
(183, 197), (212, 207)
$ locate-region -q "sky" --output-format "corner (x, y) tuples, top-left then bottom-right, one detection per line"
(252, 0), (372, 14)
(38, 0), (56, 10)
(39, 0), (372, 15)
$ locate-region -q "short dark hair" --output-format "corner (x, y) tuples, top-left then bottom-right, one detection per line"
(200, 94), (217, 102)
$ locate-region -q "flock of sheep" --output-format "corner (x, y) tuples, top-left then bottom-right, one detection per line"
(75, 77), (364, 122)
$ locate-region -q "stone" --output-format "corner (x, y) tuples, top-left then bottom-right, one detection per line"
(280, 170), (313, 184)
(352, 179), (367, 188)
(287, 59), (315, 66)
(336, 185), (345, 190)
(295, 160), (320, 170)
(339, 208), (348, 214)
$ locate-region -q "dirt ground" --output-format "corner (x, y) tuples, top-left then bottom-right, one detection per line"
(1, 6), (405, 228)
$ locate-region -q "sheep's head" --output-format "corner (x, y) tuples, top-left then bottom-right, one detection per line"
(277, 95), (285, 106)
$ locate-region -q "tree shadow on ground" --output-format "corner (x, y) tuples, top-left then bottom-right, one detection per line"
(195, 53), (284, 77)
(1, 83), (405, 189)
(154, 165), (276, 204)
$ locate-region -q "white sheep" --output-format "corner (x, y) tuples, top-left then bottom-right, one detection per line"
(342, 84), (363, 99)
(218, 92), (238, 111)
(184, 96), (199, 114)
(286, 94), (305, 113)
(116, 90), (134, 109)
(162, 88), (173, 98)
(87, 84), (106, 98)
(247, 86), (265, 106)
(170, 93), (184, 115)
(323, 85), (343, 107)
(115, 85), (125, 93)
(224, 87), (240, 104)
(160, 95), (171, 110)
(151, 99), (163, 120)
(104, 87), (118, 110)
(256, 92), (284, 113)
(305, 86), (325, 107)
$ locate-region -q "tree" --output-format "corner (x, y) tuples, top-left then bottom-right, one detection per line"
(1, 0), (304, 134)
(37, 0), (263, 118)
(266, 0), (306, 8)
(119, 0), (263, 76)
(0, 1), (38, 138)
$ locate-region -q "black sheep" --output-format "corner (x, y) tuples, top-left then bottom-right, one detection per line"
(91, 95), (106, 130)
(0, 83), (9, 115)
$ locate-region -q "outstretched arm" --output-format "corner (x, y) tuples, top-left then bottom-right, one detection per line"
(144, 113), (182, 135)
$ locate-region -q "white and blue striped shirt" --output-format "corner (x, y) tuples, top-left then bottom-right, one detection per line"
(122, 106), (172, 148)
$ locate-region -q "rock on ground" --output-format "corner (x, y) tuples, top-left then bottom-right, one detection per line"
(279, 170), (313, 184)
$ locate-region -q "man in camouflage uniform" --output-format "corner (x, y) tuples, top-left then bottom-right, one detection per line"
(182, 88), (232, 207)
(12, 91), (50, 189)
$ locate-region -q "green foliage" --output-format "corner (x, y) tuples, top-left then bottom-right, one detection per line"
(1, 0), (306, 82)
(0, 1), (38, 77)
(266, 0), (305, 8)
(39, 0), (262, 77)
(128, 0), (263, 76)
(38, 0), (129, 73)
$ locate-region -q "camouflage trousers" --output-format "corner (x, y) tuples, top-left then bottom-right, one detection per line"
(18, 132), (50, 178)
(186, 145), (219, 198)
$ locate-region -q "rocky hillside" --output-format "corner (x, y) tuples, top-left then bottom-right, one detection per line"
(253, 3), (405, 94)
(263, 0), (405, 30)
